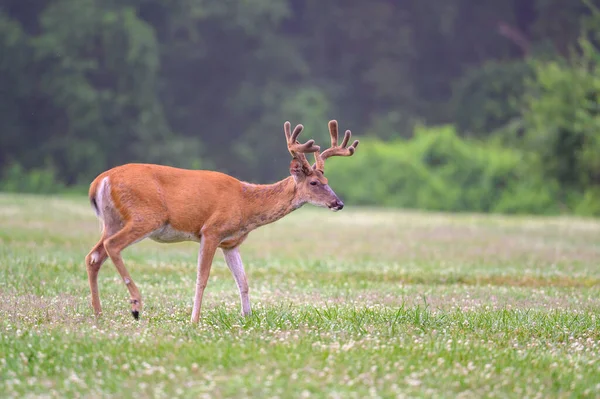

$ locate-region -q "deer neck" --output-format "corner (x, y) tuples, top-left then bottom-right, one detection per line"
(241, 177), (303, 230)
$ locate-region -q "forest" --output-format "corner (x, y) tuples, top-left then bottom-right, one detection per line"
(1, 0), (599, 215)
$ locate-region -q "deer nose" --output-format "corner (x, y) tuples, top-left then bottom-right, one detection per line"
(330, 199), (344, 211)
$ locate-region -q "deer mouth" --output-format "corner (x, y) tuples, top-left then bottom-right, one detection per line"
(328, 200), (344, 211)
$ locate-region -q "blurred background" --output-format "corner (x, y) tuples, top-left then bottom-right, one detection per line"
(0, 0), (599, 216)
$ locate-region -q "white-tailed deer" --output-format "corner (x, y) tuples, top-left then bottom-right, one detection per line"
(85, 120), (358, 323)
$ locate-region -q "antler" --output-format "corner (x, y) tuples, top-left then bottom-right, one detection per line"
(284, 121), (320, 171)
(313, 120), (359, 172)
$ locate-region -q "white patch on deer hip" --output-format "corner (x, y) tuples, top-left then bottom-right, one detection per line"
(95, 177), (110, 220)
(95, 177), (125, 237)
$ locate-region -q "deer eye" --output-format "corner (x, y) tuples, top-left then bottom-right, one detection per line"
(310, 181), (318, 186)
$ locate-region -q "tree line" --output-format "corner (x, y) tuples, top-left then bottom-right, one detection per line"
(1, 0), (599, 215)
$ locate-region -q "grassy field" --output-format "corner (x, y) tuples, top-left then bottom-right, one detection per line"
(1, 193), (599, 398)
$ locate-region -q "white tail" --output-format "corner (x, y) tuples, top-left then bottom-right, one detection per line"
(84, 120), (359, 323)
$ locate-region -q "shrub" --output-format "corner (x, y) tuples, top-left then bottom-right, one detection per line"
(519, 5), (600, 216)
(327, 125), (559, 214)
(0, 163), (65, 194)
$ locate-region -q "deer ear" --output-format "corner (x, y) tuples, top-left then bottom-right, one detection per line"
(290, 159), (311, 181)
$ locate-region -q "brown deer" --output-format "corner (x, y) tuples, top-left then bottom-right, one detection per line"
(85, 120), (359, 323)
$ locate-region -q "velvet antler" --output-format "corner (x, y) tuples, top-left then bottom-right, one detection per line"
(284, 121), (320, 172)
(313, 120), (359, 172)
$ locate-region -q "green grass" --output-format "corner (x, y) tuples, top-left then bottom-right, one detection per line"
(1, 193), (599, 398)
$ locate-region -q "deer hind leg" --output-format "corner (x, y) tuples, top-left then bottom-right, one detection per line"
(85, 233), (109, 316)
(85, 216), (122, 316)
(103, 220), (161, 319)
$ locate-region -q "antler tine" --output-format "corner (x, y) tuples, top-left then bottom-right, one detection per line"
(290, 124), (304, 143)
(328, 120), (339, 148)
(313, 120), (359, 171)
(340, 129), (352, 149)
(284, 121), (292, 141)
(284, 121), (320, 171)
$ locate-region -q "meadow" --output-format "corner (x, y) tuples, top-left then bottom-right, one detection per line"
(0, 193), (599, 398)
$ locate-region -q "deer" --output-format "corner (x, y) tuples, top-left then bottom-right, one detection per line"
(84, 120), (359, 323)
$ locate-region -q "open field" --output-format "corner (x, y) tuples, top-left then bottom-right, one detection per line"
(1, 193), (599, 398)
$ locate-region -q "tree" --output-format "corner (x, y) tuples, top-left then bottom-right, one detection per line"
(522, 3), (600, 214)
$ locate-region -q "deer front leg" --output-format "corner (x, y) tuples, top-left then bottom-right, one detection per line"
(222, 247), (252, 316)
(191, 235), (219, 323)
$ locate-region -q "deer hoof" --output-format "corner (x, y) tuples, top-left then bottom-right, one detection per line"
(130, 299), (141, 319)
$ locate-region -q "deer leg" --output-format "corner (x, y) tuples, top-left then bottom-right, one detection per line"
(222, 247), (251, 316)
(85, 235), (109, 316)
(103, 221), (159, 319)
(191, 235), (219, 323)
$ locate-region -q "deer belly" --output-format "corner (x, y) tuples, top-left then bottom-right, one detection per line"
(149, 224), (199, 243)
(219, 232), (249, 249)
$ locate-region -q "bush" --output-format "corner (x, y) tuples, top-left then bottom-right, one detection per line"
(518, 5), (600, 216)
(573, 188), (600, 216)
(523, 59), (600, 190)
(327, 125), (559, 214)
(0, 163), (65, 194)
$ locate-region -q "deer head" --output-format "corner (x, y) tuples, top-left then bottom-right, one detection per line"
(284, 120), (359, 211)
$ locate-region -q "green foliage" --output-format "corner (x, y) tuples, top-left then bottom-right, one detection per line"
(0, 163), (65, 194)
(521, 5), (600, 215)
(0, 12), (38, 169)
(33, 0), (174, 183)
(0, 0), (597, 216)
(574, 187), (600, 216)
(531, 0), (589, 55)
(231, 86), (331, 180)
(0, 0), (204, 185)
(453, 60), (533, 135)
(524, 61), (599, 185)
(327, 125), (559, 214)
